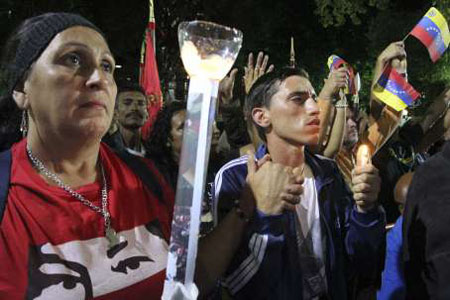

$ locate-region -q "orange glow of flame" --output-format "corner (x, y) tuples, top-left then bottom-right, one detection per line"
(356, 144), (371, 167)
(180, 41), (234, 80)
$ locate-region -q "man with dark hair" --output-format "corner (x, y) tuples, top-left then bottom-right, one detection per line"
(104, 82), (149, 156)
(206, 67), (385, 299)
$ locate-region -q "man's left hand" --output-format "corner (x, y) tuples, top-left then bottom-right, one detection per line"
(351, 164), (381, 213)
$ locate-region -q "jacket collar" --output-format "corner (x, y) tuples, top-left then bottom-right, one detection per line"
(255, 144), (334, 191)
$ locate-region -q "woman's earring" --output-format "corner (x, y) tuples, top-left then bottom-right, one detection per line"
(20, 110), (28, 137)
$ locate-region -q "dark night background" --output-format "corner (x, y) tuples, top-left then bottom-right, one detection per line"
(0, 0), (448, 111)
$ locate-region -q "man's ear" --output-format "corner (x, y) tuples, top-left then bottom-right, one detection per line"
(252, 107), (271, 129)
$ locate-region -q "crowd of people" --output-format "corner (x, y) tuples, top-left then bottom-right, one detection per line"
(0, 11), (450, 300)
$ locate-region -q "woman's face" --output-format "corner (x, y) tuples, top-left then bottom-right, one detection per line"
(211, 121), (221, 149)
(170, 110), (186, 163)
(21, 26), (117, 142)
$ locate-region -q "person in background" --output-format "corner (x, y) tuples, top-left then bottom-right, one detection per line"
(145, 101), (186, 188)
(366, 42), (450, 223)
(103, 82), (148, 157)
(217, 52), (274, 157)
(334, 106), (360, 187)
(377, 172), (413, 300)
(403, 136), (450, 298)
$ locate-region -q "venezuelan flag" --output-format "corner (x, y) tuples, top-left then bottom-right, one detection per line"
(411, 7), (450, 62)
(327, 55), (345, 70)
(373, 67), (420, 111)
(327, 54), (356, 94)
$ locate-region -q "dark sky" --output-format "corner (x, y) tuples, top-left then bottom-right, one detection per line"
(0, 0), (436, 99)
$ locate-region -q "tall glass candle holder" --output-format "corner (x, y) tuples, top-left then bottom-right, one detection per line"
(163, 21), (242, 299)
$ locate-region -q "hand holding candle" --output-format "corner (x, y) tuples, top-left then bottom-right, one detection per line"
(352, 144), (380, 212)
(356, 144), (371, 167)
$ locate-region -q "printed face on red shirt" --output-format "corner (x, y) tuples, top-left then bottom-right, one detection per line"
(25, 223), (168, 299)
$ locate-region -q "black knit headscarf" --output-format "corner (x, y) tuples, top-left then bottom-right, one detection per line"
(6, 12), (103, 95)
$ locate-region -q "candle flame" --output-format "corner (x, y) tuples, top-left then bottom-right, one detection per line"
(180, 41), (234, 80)
(356, 144), (371, 167)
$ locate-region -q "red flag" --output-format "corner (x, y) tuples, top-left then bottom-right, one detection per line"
(140, 0), (162, 139)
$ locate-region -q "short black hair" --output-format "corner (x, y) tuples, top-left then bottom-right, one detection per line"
(116, 81), (146, 97)
(244, 67), (310, 142)
(115, 81), (147, 109)
(144, 100), (186, 163)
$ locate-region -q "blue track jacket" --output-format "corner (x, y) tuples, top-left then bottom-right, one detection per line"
(211, 145), (386, 299)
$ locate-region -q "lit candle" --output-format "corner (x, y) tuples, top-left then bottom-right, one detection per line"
(181, 41), (235, 80)
(164, 21), (242, 299)
(356, 144), (371, 167)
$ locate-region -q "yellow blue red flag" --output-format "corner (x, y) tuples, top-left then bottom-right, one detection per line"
(327, 55), (345, 70)
(327, 54), (356, 95)
(411, 7), (450, 62)
(373, 67), (420, 111)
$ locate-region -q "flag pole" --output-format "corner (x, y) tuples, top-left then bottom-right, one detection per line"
(402, 32), (410, 43)
(149, 0), (156, 52)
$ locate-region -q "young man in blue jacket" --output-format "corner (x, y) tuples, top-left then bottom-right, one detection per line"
(197, 67), (385, 299)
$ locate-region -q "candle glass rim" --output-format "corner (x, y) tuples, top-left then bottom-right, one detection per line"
(178, 20), (243, 42)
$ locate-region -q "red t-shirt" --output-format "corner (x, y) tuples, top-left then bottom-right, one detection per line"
(0, 139), (174, 299)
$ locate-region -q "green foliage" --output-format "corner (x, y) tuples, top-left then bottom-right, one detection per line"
(430, 0), (450, 85)
(1, 0), (450, 116)
(314, 0), (389, 27)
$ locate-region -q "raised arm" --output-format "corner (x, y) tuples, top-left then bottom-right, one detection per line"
(243, 52), (274, 95)
(370, 41), (407, 119)
(315, 67), (348, 154)
(218, 68), (252, 148)
(218, 52), (275, 153)
(322, 103), (346, 158)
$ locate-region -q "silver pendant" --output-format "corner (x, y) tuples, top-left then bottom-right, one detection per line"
(106, 227), (120, 248)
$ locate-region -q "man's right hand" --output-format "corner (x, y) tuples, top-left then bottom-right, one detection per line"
(246, 153), (304, 215)
(318, 67), (349, 101)
(377, 41), (406, 68)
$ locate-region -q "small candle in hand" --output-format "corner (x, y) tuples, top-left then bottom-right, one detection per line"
(356, 144), (371, 167)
